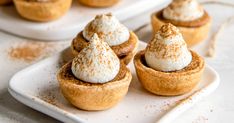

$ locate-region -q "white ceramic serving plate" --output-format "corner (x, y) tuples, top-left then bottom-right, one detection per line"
(0, 0), (169, 41)
(8, 41), (219, 123)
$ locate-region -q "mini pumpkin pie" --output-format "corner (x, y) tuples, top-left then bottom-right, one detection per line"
(71, 13), (138, 65)
(14, 0), (72, 22)
(134, 23), (205, 96)
(78, 0), (120, 7)
(0, 0), (12, 5)
(57, 34), (132, 110)
(151, 0), (211, 46)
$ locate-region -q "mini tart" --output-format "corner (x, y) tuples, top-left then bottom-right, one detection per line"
(0, 0), (12, 5)
(14, 0), (72, 22)
(134, 50), (205, 96)
(151, 11), (211, 47)
(78, 0), (120, 7)
(57, 61), (132, 111)
(71, 31), (138, 65)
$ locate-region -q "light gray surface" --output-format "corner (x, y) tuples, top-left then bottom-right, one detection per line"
(0, 0), (234, 123)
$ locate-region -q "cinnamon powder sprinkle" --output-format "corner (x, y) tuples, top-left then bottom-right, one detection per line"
(38, 92), (59, 107)
(8, 42), (54, 62)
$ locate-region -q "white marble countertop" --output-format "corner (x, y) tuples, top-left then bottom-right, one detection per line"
(0, 0), (234, 123)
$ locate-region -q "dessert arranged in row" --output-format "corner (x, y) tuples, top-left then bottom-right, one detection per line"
(57, 12), (205, 110)
(1, 0), (209, 112)
(1, 0), (210, 46)
(0, 0), (122, 22)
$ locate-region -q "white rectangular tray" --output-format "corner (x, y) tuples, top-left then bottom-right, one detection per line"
(0, 0), (169, 41)
(8, 41), (219, 123)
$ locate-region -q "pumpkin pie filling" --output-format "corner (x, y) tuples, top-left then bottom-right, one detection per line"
(58, 60), (132, 110)
(58, 61), (127, 87)
(134, 50), (204, 96)
(71, 31), (137, 58)
(155, 10), (210, 28)
(136, 50), (204, 75)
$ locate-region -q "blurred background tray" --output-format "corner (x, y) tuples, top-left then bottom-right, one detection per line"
(0, 0), (169, 41)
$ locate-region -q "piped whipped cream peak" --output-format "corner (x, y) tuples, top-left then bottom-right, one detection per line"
(163, 0), (204, 21)
(83, 13), (130, 46)
(71, 33), (120, 83)
(145, 23), (192, 72)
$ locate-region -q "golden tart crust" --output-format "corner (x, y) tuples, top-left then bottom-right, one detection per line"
(14, 0), (72, 22)
(0, 0), (12, 5)
(57, 61), (132, 110)
(78, 0), (120, 7)
(151, 11), (211, 47)
(71, 31), (138, 64)
(134, 50), (205, 96)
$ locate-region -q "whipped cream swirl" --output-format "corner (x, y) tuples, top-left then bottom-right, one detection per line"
(145, 23), (192, 72)
(72, 33), (120, 83)
(163, 0), (204, 21)
(83, 13), (130, 46)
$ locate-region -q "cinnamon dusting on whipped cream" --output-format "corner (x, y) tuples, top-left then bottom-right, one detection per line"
(83, 13), (130, 46)
(145, 23), (192, 72)
(163, 0), (204, 21)
(72, 33), (120, 83)
(158, 23), (180, 38)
